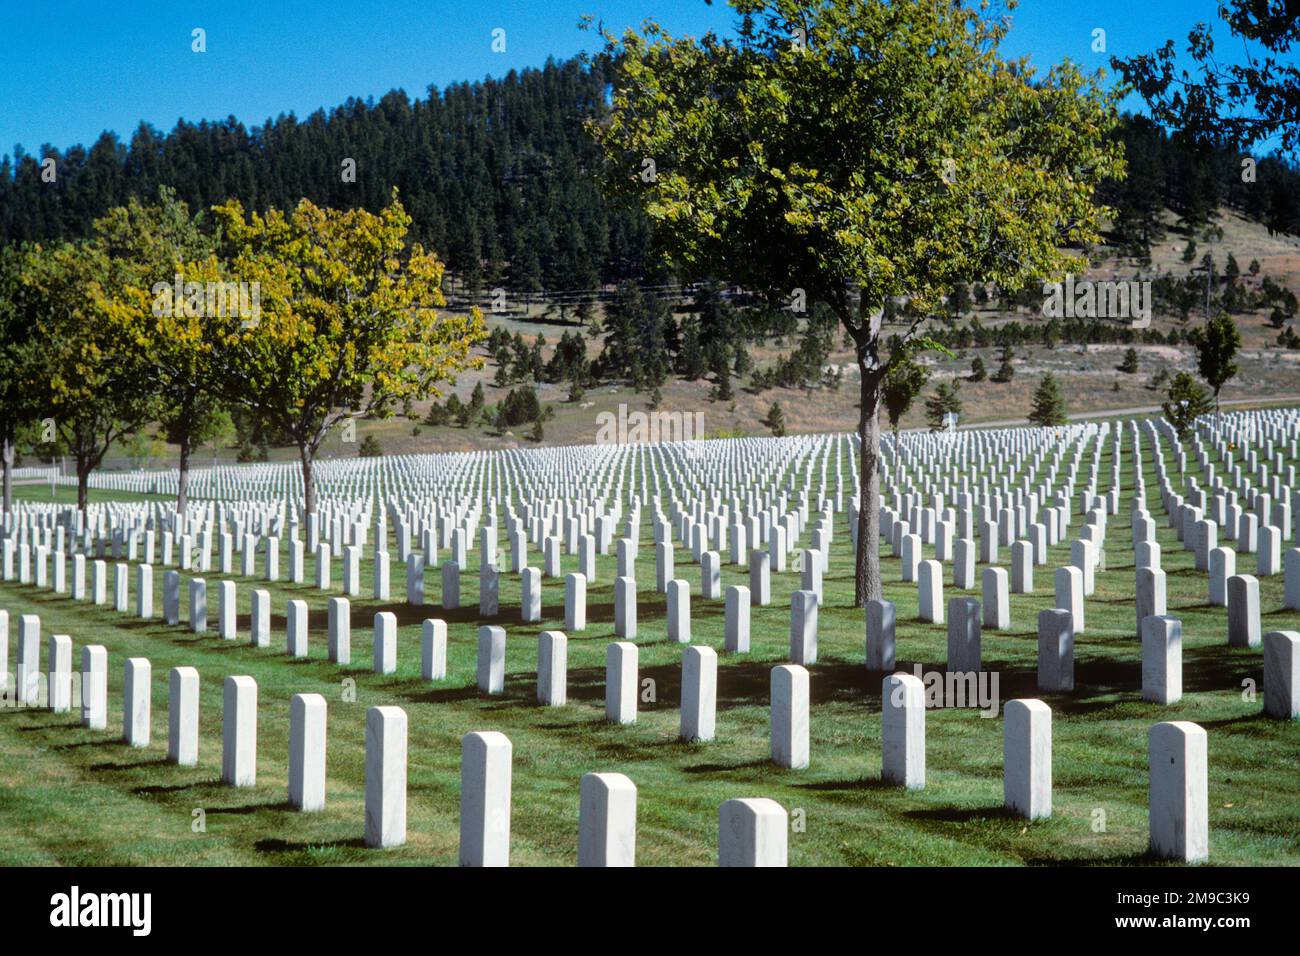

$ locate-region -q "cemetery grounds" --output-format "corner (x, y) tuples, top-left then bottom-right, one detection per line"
(0, 416), (1297, 867)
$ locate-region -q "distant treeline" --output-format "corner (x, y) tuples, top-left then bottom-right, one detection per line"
(1105, 116), (1299, 255)
(2, 57), (1296, 291)
(0, 57), (658, 294)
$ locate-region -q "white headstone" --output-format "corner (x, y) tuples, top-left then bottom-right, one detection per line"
(578, 772), (637, 867)
(1003, 698), (1051, 820)
(421, 618), (447, 681)
(537, 630), (567, 706)
(222, 675), (258, 787)
(1148, 721), (1208, 863)
(605, 642), (638, 725)
(289, 693), (328, 811)
(770, 664), (809, 770)
(123, 657), (151, 747)
(364, 706), (408, 848)
(718, 798), (787, 867)
(167, 666), (200, 766)
(477, 625), (506, 694)
(1263, 630), (1299, 720)
(459, 730), (512, 866)
(882, 673), (925, 789)
(680, 646), (717, 742)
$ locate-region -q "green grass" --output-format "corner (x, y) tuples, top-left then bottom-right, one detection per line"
(0, 430), (1296, 866)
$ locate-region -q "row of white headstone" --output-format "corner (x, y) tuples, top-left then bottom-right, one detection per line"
(10, 598), (1283, 864)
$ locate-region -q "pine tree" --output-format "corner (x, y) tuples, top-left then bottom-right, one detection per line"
(677, 314), (707, 380)
(424, 399), (450, 426)
(991, 344), (1015, 383)
(883, 349), (929, 462)
(1028, 373), (1067, 426)
(764, 402), (787, 437)
(1162, 371), (1212, 437)
(711, 364), (734, 402)
(969, 356), (986, 381)
(1119, 347), (1139, 373)
(925, 382), (963, 431)
(447, 393), (469, 427)
(1189, 313), (1241, 418)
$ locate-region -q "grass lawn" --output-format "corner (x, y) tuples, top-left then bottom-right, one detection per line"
(0, 428), (1296, 866)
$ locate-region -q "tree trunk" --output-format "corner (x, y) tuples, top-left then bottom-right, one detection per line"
(300, 444), (316, 516)
(2, 424), (14, 516)
(854, 367), (883, 608)
(76, 459), (90, 514)
(176, 437), (191, 515)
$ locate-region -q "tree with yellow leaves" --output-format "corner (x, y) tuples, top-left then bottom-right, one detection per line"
(210, 193), (486, 514)
(94, 187), (230, 515)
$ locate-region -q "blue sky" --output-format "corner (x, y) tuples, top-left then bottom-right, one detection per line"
(0, 0), (1271, 159)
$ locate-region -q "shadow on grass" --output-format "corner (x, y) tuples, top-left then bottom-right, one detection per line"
(903, 805), (1024, 824)
(88, 755), (172, 771)
(681, 758), (771, 774)
(1021, 850), (1169, 866)
(49, 738), (120, 751)
(133, 781), (208, 796)
(792, 776), (896, 793)
(252, 836), (371, 856)
(208, 799), (295, 816)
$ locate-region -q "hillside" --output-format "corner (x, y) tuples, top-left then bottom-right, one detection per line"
(267, 206), (1300, 463)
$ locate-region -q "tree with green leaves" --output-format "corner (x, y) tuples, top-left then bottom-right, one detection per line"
(1162, 371), (1213, 438)
(925, 382), (963, 432)
(882, 348), (929, 464)
(1112, 3), (1300, 157)
(588, 0), (1122, 604)
(1119, 347), (1140, 374)
(210, 195), (486, 515)
(1189, 313), (1241, 418)
(969, 356), (987, 382)
(201, 407), (237, 467)
(21, 240), (160, 511)
(357, 434), (383, 457)
(1028, 373), (1068, 427)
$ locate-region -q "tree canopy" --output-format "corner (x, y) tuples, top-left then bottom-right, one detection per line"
(589, 0), (1124, 604)
(209, 194), (486, 513)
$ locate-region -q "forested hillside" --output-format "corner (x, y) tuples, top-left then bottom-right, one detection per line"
(2, 55), (1296, 296)
(0, 57), (658, 294)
